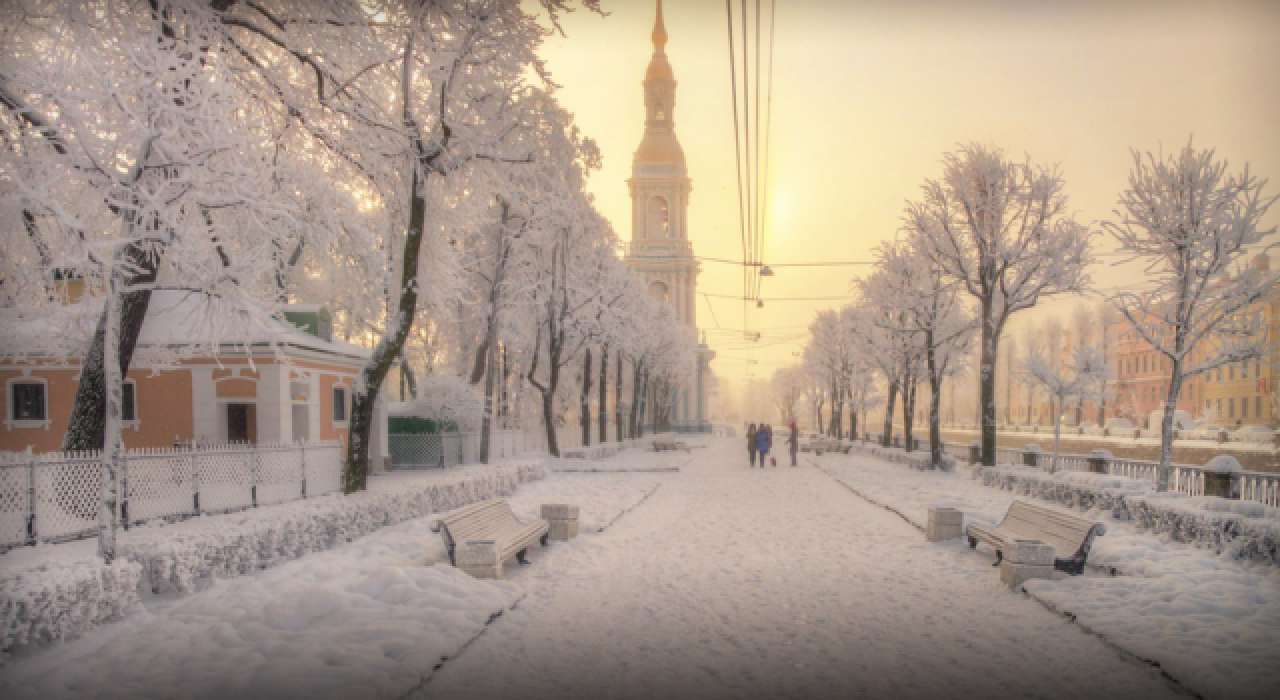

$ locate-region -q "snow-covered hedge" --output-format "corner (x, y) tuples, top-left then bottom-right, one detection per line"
(0, 558), (144, 654)
(849, 442), (955, 471)
(127, 461), (546, 594)
(978, 466), (1280, 566)
(0, 461), (545, 655)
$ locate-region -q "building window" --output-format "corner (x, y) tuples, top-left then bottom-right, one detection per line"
(333, 386), (348, 424)
(10, 381), (46, 422)
(122, 380), (137, 423)
(647, 196), (670, 238)
(1242, 399), (1249, 419)
(1258, 396), (1265, 420)
(1228, 398), (1235, 419)
(1228, 365), (1234, 380)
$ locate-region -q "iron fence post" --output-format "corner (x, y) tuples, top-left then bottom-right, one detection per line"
(120, 450), (130, 531)
(192, 451), (201, 515)
(300, 441), (308, 499)
(26, 448), (37, 545)
(251, 446), (259, 508)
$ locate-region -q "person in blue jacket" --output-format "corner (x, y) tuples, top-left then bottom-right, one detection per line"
(756, 424), (771, 466)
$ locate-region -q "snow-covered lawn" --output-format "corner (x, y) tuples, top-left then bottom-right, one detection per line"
(819, 451), (1280, 700)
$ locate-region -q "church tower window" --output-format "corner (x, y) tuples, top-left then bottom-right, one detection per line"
(648, 196), (670, 238)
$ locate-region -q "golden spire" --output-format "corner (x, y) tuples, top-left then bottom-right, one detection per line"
(652, 0), (668, 52)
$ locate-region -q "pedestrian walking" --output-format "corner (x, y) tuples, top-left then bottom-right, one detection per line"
(757, 424), (772, 467)
(747, 423), (758, 467)
(788, 421), (799, 467)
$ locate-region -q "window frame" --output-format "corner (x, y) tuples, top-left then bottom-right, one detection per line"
(6, 377), (50, 429)
(121, 378), (139, 427)
(332, 385), (349, 425)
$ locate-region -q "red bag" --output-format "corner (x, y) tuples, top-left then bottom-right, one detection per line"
(770, 457), (776, 467)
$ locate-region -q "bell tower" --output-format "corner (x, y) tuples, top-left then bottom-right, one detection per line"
(625, 0), (714, 431)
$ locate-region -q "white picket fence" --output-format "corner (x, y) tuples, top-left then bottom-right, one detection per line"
(0, 441), (343, 550)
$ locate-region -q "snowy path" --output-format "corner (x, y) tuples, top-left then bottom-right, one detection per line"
(419, 439), (1182, 700)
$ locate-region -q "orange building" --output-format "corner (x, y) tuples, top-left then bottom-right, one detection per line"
(1198, 253), (1279, 427)
(1110, 252), (1277, 428)
(1, 291), (385, 456)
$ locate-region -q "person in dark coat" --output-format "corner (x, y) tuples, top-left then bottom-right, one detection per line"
(788, 421), (799, 467)
(757, 424), (771, 466)
(747, 423), (758, 467)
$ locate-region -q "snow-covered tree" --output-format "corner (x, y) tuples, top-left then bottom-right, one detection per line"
(771, 366), (807, 425)
(1102, 141), (1277, 490)
(1018, 346), (1112, 472)
(0, 0), (338, 560)
(909, 143), (1093, 466)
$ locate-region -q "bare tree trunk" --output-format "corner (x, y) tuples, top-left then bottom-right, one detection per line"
(926, 337), (943, 468)
(1157, 363), (1185, 492)
(344, 171), (429, 493)
(902, 377), (917, 453)
(64, 243), (158, 451)
(400, 351), (418, 399)
(468, 340), (489, 386)
(883, 381), (898, 447)
(598, 344), (608, 444)
(639, 374), (650, 437)
(615, 353), (624, 442)
(97, 273), (124, 563)
(580, 347), (592, 447)
(541, 392), (558, 457)
(629, 362), (642, 440)
(479, 336), (497, 463)
(499, 344), (510, 428)
(980, 304), (999, 466)
(1050, 395), (1063, 473)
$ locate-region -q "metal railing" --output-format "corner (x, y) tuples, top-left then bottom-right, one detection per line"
(0, 441), (343, 550)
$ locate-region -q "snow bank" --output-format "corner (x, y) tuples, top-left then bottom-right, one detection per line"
(0, 461), (545, 655)
(822, 452), (1280, 700)
(979, 466), (1280, 566)
(0, 559), (143, 653)
(0, 518), (523, 700)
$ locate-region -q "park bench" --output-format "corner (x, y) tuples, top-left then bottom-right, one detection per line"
(652, 439), (689, 453)
(965, 500), (1106, 575)
(431, 499), (549, 578)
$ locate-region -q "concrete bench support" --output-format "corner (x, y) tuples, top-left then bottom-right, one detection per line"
(541, 503), (581, 542)
(926, 507), (964, 542)
(1000, 539), (1055, 589)
(456, 540), (502, 579)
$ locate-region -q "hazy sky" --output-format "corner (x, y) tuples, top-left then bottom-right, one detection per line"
(536, 0), (1280, 391)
